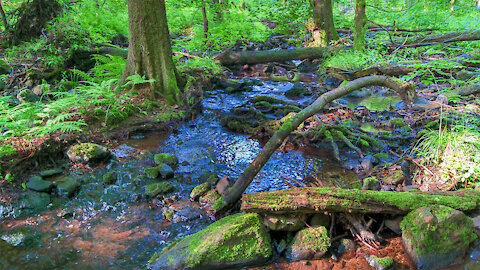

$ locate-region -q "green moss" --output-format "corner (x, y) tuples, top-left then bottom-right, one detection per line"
(251, 96), (284, 104)
(145, 182), (174, 197)
(352, 96), (402, 112)
(294, 226), (330, 252)
(72, 143), (101, 158)
(154, 153), (179, 168)
(373, 153), (389, 161)
(280, 119), (293, 132)
(212, 195), (226, 210)
(389, 117), (405, 127)
(401, 126), (413, 132)
(371, 255), (394, 268)
(400, 205), (477, 256)
(190, 182), (211, 200)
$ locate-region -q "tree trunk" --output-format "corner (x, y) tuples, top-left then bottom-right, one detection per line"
(0, 1), (8, 31)
(213, 76), (415, 215)
(394, 29), (480, 48)
(122, 0), (181, 104)
(202, 5), (208, 39)
(353, 0), (366, 51)
(216, 46), (336, 65)
(240, 187), (480, 214)
(310, 0), (339, 46)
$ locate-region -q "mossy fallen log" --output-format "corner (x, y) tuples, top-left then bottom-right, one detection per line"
(240, 187), (480, 215)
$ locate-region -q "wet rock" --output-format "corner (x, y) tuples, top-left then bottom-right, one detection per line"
(470, 248), (480, 262)
(401, 205), (476, 270)
(149, 213), (272, 270)
(102, 171), (117, 185)
(285, 226), (330, 260)
(164, 200), (205, 223)
(360, 156), (375, 171)
(309, 213), (330, 227)
(190, 182), (211, 201)
(39, 168), (63, 177)
(145, 182), (174, 197)
(199, 190), (220, 205)
(199, 172), (219, 185)
(66, 143), (110, 164)
(215, 176), (231, 195)
(285, 82), (306, 97)
(154, 153), (179, 169)
(55, 176), (80, 197)
(361, 177), (381, 191)
(1, 233), (25, 246)
(20, 191), (51, 210)
(26, 176), (53, 192)
(366, 255), (394, 270)
(146, 164), (174, 179)
(385, 216), (403, 234)
(337, 238), (356, 255)
(263, 214), (305, 231)
(17, 89), (40, 103)
(274, 239), (288, 254)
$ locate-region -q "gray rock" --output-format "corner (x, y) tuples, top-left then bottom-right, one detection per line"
(145, 182), (174, 197)
(401, 205), (476, 270)
(20, 191), (51, 210)
(66, 143), (110, 163)
(26, 176), (53, 192)
(309, 213), (330, 227)
(263, 214), (305, 231)
(215, 176), (231, 195)
(190, 182), (211, 201)
(157, 164), (174, 179)
(149, 213), (272, 270)
(199, 172), (219, 185)
(285, 82), (306, 97)
(39, 168), (63, 177)
(55, 176), (80, 197)
(285, 226), (330, 260)
(361, 177), (381, 191)
(385, 216), (403, 234)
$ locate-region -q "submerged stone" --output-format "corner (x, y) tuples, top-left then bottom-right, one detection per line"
(149, 213), (272, 270)
(102, 171), (118, 185)
(20, 191), (51, 210)
(285, 226), (330, 260)
(285, 82), (307, 97)
(190, 182), (211, 201)
(401, 205), (476, 270)
(66, 143), (110, 163)
(26, 176), (53, 192)
(154, 153), (179, 169)
(55, 176), (80, 198)
(145, 182), (174, 197)
(145, 164), (174, 179)
(199, 172), (219, 185)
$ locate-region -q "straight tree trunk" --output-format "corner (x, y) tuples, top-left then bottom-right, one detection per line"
(123, 0), (181, 104)
(241, 188), (480, 214)
(310, 0), (339, 46)
(213, 76), (415, 215)
(0, 1), (8, 31)
(202, 5), (208, 39)
(394, 29), (480, 48)
(353, 0), (366, 51)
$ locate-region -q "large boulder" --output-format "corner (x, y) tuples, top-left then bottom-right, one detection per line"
(149, 213), (272, 270)
(285, 226), (330, 260)
(154, 153), (179, 169)
(145, 182), (174, 197)
(55, 176), (80, 198)
(400, 205), (476, 270)
(26, 176), (53, 192)
(66, 143), (110, 163)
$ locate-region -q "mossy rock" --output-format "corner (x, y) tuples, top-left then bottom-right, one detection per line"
(361, 177), (381, 191)
(146, 164), (174, 179)
(352, 96), (402, 112)
(400, 205), (476, 270)
(199, 190), (221, 205)
(285, 226), (330, 260)
(199, 172), (219, 185)
(39, 168), (63, 177)
(102, 171), (118, 185)
(66, 143), (111, 164)
(0, 59), (11, 75)
(285, 82), (307, 97)
(148, 213), (272, 270)
(16, 89), (40, 103)
(20, 191), (51, 211)
(26, 176), (53, 192)
(190, 182), (211, 201)
(366, 255), (394, 270)
(263, 214), (306, 231)
(55, 176), (80, 198)
(154, 153), (179, 169)
(382, 170), (404, 185)
(145, 182), (174, 197)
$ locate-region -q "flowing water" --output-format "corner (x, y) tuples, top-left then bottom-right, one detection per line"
(0, 79), (358, 269)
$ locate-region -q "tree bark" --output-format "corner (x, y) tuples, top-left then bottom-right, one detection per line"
(0, 1), (8, 31)
(310, 0), (339, 46)
(122, 0), (181, 104)
(394, 29), (480, 48)
(240, 187), (480, 214)
(213, 76), (415, 215)
(353, 0), (366, 51)
(202, 5), (208, 39)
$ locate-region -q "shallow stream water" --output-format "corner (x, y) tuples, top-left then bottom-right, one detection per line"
(0, 79), (359, 269)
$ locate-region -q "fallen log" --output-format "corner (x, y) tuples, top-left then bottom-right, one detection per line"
(212, 76), (415, 215)
(240, 187), (480, 215)
(393, 29), (480, 48)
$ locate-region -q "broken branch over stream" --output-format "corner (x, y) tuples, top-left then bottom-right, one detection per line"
(214, 76), (415, 214)
(240, 187), (480, 215)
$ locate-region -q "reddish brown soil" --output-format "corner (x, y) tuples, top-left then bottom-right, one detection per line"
(249, 237), (415, 270)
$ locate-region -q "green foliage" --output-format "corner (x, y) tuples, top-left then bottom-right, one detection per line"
(323, 49), (401, 70)
(401, 60), (462, 86)
(413, 125), (480, 188)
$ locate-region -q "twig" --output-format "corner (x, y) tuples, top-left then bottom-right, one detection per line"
(172, 51), (204, 60)
(280, 176), (307, 187)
